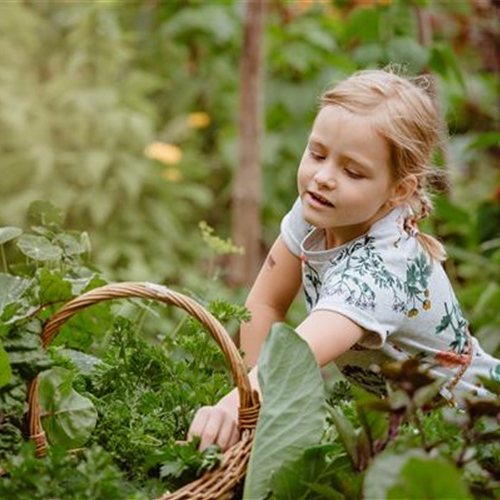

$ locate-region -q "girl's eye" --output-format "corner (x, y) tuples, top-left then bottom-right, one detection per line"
(309, 151), (325, 161)
(345, 169), (364, 180)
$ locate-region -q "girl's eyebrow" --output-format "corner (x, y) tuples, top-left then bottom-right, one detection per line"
(307, 137), (375, 173)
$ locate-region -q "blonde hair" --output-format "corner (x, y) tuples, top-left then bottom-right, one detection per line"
(319, 67), (448, 262)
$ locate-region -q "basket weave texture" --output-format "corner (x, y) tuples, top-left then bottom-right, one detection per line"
(26, 282), (261, 500)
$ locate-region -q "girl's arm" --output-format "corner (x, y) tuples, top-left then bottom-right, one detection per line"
(240, 235), (303, 368)
(188, 308), (365, 451)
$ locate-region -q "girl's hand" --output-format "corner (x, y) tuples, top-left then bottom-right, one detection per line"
(187, 404), (240, 452)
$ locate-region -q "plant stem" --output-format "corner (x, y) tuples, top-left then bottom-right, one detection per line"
(413, 408), (429, 451)
(0, 245), (7, 273)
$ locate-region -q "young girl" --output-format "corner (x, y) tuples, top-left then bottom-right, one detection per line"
(188, 68), (500, 452)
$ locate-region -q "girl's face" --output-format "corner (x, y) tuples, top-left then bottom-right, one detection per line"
(297, 104), (399, 247)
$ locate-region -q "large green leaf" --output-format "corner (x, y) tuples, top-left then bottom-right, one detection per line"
(364, 448), (427, 500)
(243, 323), (327, 500)
(0, 339), (12, 389)
(387, 456), (472, 499)
(38, 367), (97, 449)
(0, 226), (22, 245)
(17, 235), (63, 262)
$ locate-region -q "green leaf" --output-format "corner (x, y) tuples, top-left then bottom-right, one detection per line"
(329, 407), (359, 467)
(0, 227), (22, 245)
(0, 339), (12, 389)
(387, 457), (472, 499)
(27, 200), (65, 227)
(243, 323), (327, 500)
(364, 448), (427, 500)
(272, 444), (337, 500)
(36, 268), (73, 304)
(466, 131), (500, 151)
(386, 37), (429, 72)
(429, 43), (466, 91)
(0, 273), (30, 318)
(38, 367), (97, 449)
(17, 235), (63, 262)
(353, 386), (389, 443)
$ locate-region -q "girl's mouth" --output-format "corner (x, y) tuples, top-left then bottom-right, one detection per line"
(307, 191), (334, 208)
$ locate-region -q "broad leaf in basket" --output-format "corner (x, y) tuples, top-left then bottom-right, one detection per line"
(0, 339), (12, 389)
(38, 367), (97, 448)
(0, 226), (22, 245)
(17, 235), (63, 262)
(243, 322), (327, 500)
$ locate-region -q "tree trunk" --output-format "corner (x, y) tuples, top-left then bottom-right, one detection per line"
(230, 0), (268, 286)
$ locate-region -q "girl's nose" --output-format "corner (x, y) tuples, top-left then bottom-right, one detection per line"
(313, 167), (336, 190)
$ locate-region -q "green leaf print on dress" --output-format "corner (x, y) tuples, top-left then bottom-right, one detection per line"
(405, 252), (432, 317)
(435, 301), (469, 353)
(321, 236), (382, 311)
(489, 364), (500, 383)
(303, 260), (322, 310)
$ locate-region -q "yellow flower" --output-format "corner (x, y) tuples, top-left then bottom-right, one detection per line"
(145, 142), (182, 165)
(187, 112), (211, 129)
(423, 300), (431, 310)
(408, 308), (419, 318)
(162, 168), (183, 182)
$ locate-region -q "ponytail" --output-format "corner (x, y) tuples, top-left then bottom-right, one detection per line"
(404, 190), (447, 263)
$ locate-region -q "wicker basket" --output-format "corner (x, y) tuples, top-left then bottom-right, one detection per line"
(26, 282), (261, 500)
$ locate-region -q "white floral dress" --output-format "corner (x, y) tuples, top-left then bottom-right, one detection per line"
(281, 197), (500, 403)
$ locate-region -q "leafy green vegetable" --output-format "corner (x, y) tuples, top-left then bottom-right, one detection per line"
(38, 367), (97, 449)
(243, 323), (327, 500)
(0, 339), (12, 389)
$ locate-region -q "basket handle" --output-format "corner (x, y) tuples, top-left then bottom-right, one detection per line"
(28, 281), (260, 457)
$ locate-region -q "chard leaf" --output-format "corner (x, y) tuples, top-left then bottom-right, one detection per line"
(38, 367), (97, 448)
(243, 323), (326, 500)
(0, 226), (22, 245)
(17, 235), (63, 262)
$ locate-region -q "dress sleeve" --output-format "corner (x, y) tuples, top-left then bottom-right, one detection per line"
(310, 241), (407, 349)
(280, 197), (313, 257)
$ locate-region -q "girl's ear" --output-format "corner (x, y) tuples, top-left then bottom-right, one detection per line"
(388, 175), (418, 207)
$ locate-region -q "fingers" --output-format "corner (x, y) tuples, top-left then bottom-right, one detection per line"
(187, 406), (210, 442)
(199, 409), (224, 451)
(216, 412), (239, 451)
(187, 405), (240, 452)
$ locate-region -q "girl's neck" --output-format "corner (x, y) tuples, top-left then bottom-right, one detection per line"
(324, 204), (396, 250)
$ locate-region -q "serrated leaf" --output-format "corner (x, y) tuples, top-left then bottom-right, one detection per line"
(243, 323), (326, 500)
(38, 367), (97, 449)
(17, 235), (63, 262)
(0, 227), (22, 245)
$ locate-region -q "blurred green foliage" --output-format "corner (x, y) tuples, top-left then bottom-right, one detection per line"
(0, 0), (499, 352)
